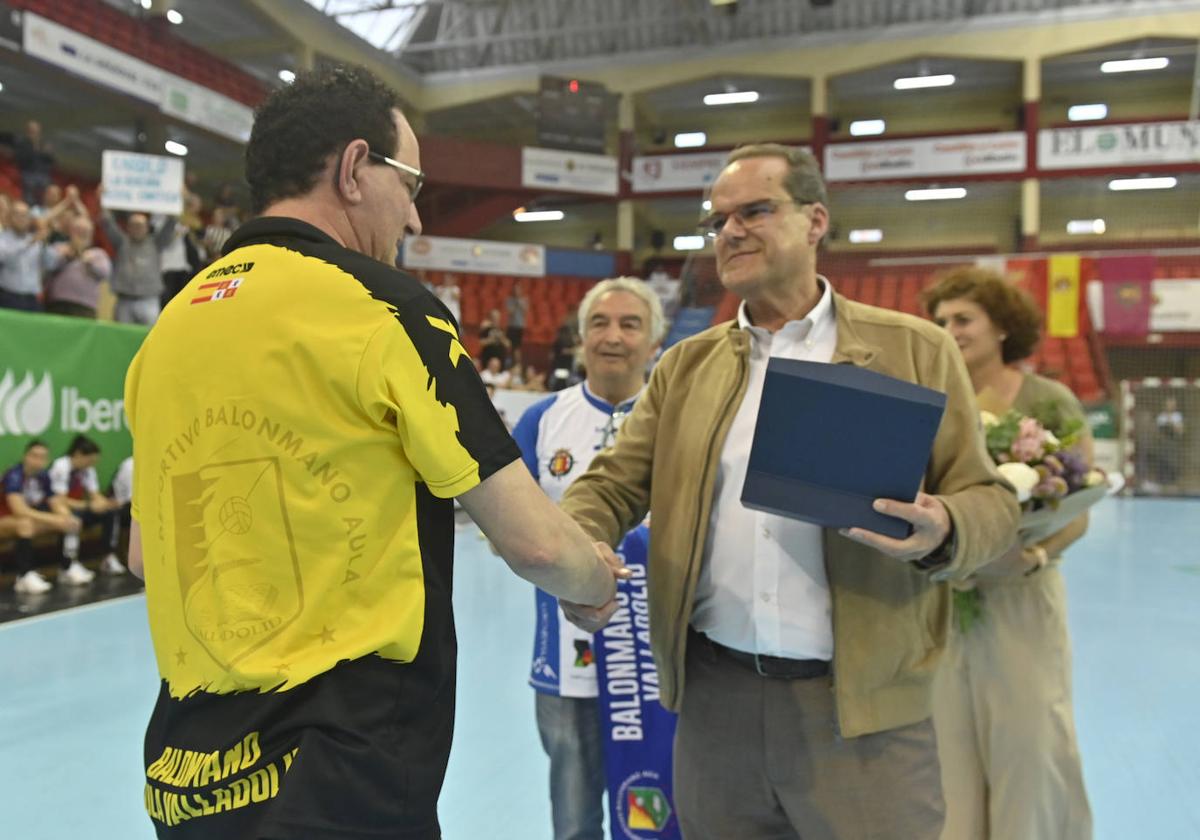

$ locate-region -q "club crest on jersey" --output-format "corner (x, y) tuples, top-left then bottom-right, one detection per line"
(548, 448), (574, 477)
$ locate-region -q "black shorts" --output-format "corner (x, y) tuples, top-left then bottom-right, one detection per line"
(145, 653), (454, 840)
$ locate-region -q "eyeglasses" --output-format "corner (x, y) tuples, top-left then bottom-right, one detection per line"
(368, 151), (425, 201)
(697, 198), (811, 239)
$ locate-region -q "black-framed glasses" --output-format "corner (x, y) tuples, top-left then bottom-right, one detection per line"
(367, 151), (425, 201)
(697, 198), (811, 239)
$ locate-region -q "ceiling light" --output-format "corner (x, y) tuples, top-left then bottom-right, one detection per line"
(139, 0), (151, 9)
(1108, 176), (1176, 191)
(0, 81), (5, 93)
(849, 119), (886, 136)
(1068, 103), (1107, 121)
(1101, 57), (1169, 74)
(904, 187), (967, 201)
(849, 229), (884, 243)
(703, 91), (759, 106)
(701, 200), (712, 211)
(893, 74), (955, 90)
(1067, 219), (1106, 235)
(278, 69), (296, 84)
(513, 210), (564, 222)
(674, 132), (707, 148)
(674, 235), (706, 251)
(164, 140), (188, 157)
(166, 9), (183, 24)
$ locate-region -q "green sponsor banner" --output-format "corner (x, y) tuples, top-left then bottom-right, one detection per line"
(1083, 401), (1118, 440)
(0, 309), (147, 487)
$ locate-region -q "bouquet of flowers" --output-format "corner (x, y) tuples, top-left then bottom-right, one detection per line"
(954, 401), (1109, 631)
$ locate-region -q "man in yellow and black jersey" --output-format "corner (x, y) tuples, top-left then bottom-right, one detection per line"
(124, 65), (625, 840)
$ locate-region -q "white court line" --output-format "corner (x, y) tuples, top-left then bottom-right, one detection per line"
(0, 591), (145, 631)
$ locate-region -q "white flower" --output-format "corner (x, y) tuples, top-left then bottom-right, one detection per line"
(1084, 469), (1106, 488)
(980, 410), (1000, 428)
(1043, 430), (1060, 448)
(997, 461), (1039, 503)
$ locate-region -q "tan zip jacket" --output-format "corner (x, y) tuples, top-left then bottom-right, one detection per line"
(561, 293), (1019, 737)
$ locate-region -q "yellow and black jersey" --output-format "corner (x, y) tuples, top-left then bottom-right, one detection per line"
(125, 217), (519, 839)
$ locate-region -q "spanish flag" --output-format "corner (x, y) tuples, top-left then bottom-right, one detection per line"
(1046, 254), (1081, 338)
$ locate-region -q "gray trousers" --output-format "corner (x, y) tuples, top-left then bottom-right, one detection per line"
(114, 294), (162, 326)
(674, 637), (945, 840)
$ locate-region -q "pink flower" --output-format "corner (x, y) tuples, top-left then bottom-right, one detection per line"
(1010, 417), (1047, 462)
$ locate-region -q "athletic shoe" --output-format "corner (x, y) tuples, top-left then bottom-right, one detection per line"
(14, 570), (53, 595)
(59, 560), (96, 585)
(100, 554), (127, 575)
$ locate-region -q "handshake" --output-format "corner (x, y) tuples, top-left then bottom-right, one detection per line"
(560, 541), (632, 633)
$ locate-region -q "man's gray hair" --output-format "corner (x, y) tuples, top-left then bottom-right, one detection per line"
(724, 143), (828, 207)
(578, 276), (666, 344)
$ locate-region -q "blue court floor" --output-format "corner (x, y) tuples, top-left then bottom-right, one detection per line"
(2, 498), (1198, 839)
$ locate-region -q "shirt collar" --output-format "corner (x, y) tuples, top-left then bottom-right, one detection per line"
(222, 216), (340, 256)
(737, 276), (835, 338)
(581, 381), (641, 415)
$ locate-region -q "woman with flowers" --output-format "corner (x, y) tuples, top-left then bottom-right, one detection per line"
(924, 267), (1093, 840)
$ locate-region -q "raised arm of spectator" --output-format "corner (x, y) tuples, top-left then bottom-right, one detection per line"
(41, 194), (75, 227)
(99, 208), (127, 250)
(153, 214), (180, 251)
(42, 240), (70, 273)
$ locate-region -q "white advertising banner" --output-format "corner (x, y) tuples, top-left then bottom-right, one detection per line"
(824, 132), (1026, 181)
(23, 12), (163, 105)
(23, 12), (253, 145)
(100, 151), (184, 215)
(1087, 278), (1200, 332)
(403, 236), (546, 277)
(161, 76), (254, 144)
(522, 147), (619, 196)
(631, 152), (727, 193)
(1039, 122), (1200, 170)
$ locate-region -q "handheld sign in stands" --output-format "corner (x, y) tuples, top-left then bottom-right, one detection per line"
(594, 525), (681, 840)
(742, 358), (947, 539)
(100, 150), (184, 216)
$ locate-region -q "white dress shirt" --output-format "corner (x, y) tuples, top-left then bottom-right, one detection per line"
(691, 278), (839, 660)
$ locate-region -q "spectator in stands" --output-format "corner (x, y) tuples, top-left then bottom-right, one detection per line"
(42, 213), (112, 318)
(49, 434), (124, 579)
(436, 273), (461, 324)
(13, 120), (55, 206)
(1, 439), (81, 595)
(925, 266), (1093, 840)
(559, 145), (1018, 840)
(213, 182), (243, 228)
(0, 199), (50, 311)
(41, 185), (86, 245)
(31, 182), (62, 218)
(512, 276), (664, 840)
(521, 364), (548, 392)
(646, 263), (681, 321)
(479, 355), (512, 388)
(508, 363), (546, 392)
(506, 279), (530, 353)
(100, 207), (177, 325)
(160, 197), (206, 305)
(479, 306), (502, 337)
(202, 205), (237, 262)
(0, 192), (11, 230)
(550, 308), (582, 390)
(480, 319), (513, 369)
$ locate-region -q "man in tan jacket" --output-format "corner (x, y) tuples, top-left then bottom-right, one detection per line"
(560, 144), (1019, 840)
